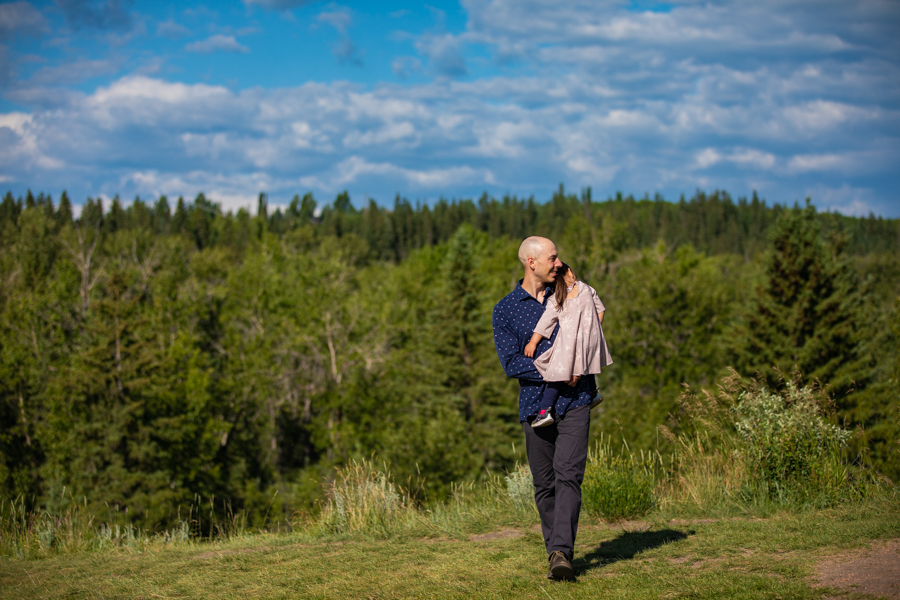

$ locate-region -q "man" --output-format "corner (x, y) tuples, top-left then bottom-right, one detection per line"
(492, 236), (594, 581)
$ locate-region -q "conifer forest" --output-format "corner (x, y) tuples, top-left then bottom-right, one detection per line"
(1, 186), (898, 529)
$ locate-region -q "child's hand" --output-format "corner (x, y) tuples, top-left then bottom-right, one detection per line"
(567, 375), (581, 387)
(524, 341), (537, 358)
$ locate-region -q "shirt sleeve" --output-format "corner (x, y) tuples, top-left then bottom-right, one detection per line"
(492, 304), (544, 382)
(588, 284), (606, 313)
(533, 298), (560, 338)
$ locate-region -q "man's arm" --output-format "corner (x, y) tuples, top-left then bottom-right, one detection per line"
(493, 306), (543, 381)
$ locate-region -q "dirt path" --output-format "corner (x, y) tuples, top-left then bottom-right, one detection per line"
(814, 539), (900, 599)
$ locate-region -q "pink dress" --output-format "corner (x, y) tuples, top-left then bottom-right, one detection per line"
(533, 281), (613, 382)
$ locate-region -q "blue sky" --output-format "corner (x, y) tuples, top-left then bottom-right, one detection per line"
(0, 0), (898, 216)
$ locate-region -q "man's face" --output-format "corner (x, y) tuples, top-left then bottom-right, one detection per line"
(531, 243), (563, 284)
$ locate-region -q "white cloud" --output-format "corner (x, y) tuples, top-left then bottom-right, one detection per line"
(0, 111), (32, 137)
(416, 33), (467, 77)
(157, 20), (190, 38)
(300, 156), (493, 190)
(788, 153), (847, 173)
(0, 111), (64, 170)
(392, 56), (422, 79)
(781, 100), (878, 133)
(316, 6), (363, 65)
(185, 34), (250, 54)
(695, 148), (721, 169)
(694, 147), (776, 171)
(244, 0), (317, 10)
(468, 119), (541, 158)
(804, 184), (878, 217)
(343, 121), (418, 148)
(317, 6), (352, 33)
(123, 170), (266, 213)
(56, 0), (132, 31)
(0, 1), (48, 37)
(1, 0), (897, 216)
(27, 57), (121, 85)
(729, 149), (776, 170)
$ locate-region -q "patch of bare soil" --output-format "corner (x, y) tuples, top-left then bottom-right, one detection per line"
(417, 536), (459, 544)
(189, 540), (347, 559)
(469, 529), (524, 542)
(814, 540), (900, 599)
(668, 518), (720, 526)
(191, 547), (269, 560)
(606, 520), (652, 532)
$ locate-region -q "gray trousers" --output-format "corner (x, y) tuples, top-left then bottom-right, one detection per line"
(522, 404), (591, 561)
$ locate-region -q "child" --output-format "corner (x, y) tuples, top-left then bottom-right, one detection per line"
(524, 264), (612, 427)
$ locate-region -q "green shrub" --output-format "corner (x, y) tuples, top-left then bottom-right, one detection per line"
(664, 372), (878, 513)
(732, 381), (855, 505)
(582, 438), (659, 520)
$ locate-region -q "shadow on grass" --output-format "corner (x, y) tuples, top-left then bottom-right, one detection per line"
(574, 528), (692, 576)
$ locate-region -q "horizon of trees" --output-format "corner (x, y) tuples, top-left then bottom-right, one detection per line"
(1, 185), (897, 530)
(2, 185), (897, 261)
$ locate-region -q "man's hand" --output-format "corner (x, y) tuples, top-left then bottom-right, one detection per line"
(524, 340), (538, 358)
(567, 375), (581, 387)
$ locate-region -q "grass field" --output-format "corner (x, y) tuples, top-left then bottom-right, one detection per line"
(2, 500), (898, 600)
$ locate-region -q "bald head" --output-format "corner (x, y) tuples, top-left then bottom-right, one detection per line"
(518, 235), (561, 289)
(518, 236), (553, 266)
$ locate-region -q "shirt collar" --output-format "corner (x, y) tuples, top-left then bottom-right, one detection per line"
(515, 279), (553, 303)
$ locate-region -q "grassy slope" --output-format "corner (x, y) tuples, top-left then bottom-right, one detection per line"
(2, 503), (898, 600)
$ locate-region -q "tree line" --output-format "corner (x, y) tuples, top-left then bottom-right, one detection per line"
(1, 186), (897, 528)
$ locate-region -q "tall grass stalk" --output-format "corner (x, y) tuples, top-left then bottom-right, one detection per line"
(316, 459), (416, 536)
(582, 435), (662, 520)
(313, 460), (539, 539)
(0, 493), (192, 558)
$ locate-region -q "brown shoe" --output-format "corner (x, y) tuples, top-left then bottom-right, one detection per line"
(548, 550), (574, 580)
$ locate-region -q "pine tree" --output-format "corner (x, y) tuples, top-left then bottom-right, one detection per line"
(0, 192), (21, 246)
(130, 197), (150, 231)
(153, 196), (171, 235)
(105, 195), (127, 234)
(40, 193), (55, 222)
(190, 193), (215, 249)
(736, 202), (864, 393)
(172, 197), (188, 234)
(423, 226), (518, 478)
(81, 197), (104, 229)
(57, 191), (74, 226)
(333, 191), (353, 213)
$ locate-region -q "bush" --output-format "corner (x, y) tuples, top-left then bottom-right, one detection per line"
(732, 381), (855, 505)
(582, 437), (659, 520)
(663, 371), (877, 513)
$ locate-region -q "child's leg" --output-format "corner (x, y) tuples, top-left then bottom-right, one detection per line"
(587, 374), (603, 408)
(539, 382), (564, 415)
(533, 382), (566, 428)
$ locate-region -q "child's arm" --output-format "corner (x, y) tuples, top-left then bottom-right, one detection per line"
(589, 285), (606, 324)
(525, 298), (560, 358)
(523, 332), (544, 358)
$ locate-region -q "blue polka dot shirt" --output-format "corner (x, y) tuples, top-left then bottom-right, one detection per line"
(492, 279), (594, 422)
